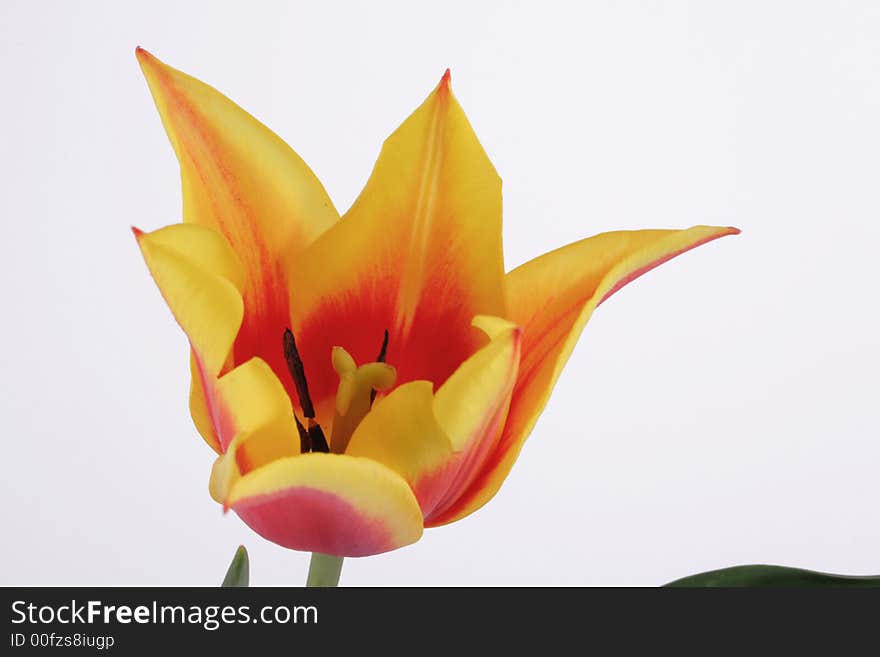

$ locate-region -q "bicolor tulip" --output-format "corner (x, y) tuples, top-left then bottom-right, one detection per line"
(134, 48), (738, 558)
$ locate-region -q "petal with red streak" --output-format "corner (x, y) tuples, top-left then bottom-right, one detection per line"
(438, 225), (740, 523)
(288, 71), (506, 426)
(136, 48), (339, 397)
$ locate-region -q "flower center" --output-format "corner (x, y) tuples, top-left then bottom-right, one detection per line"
(283, 328), (396, 455)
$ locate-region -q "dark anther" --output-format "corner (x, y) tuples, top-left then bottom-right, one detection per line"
(370, 328), (390, 405)
(294, 416), (311, 453)
(283, 327), (316, 419)
(285, 327), (328, 453)
(376, 328), (389, 363)
(308, 421), (330, 453)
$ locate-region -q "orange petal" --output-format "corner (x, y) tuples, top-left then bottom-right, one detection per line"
(288, 71), (505, 423)
(136, 48), (339, 399)
(227, 453), (423, 557)
(346, 317), (520, 523)
(439, 225), (740, 523)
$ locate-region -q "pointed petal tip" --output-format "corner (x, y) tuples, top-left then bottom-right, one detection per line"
(712, 225), (741, 237)
(131, 226), (144, 239)
(594, 225), (742, 307)
(438, 68), (452, 91)
(134, 46), (153, 64)
(135, 47), (166, 77)
(710, 225), (741, 240)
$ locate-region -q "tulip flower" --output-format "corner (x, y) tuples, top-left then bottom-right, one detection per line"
(133, 48), (738, 576)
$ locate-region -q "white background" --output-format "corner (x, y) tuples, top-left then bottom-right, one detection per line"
(2, 1), (878, 586)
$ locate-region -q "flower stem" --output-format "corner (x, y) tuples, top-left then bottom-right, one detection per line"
(306, 552), (344, 587)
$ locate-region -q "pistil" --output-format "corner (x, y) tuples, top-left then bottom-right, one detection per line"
(329, 342), (397, 454)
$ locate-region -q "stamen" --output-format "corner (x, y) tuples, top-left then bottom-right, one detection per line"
(283, 327), (315, 419)
(308, 421), (330, 453)
(284, 327), (329, 454)
(376, 328), (390, 362)
(294, 416), (311, 453)
(371, 329), (390, 403)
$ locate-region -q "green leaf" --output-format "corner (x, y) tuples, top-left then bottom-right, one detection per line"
(665, 564), (880, 587)
(221, 545), (249, 587)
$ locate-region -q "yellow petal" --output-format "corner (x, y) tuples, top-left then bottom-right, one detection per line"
(135, 223), (243, 377)
(434, 316), (519, 451)
(227, 453), (423, 557)
(346, 317), (520, 523)
(345, 381), (453, 508)
(136, 48), (339, 394)
(288, 71), (505, 421)
(441, 225), (740, 523)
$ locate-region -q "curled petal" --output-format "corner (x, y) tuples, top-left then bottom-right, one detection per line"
(441, 225), (740, 522)
(207, 358), (301, 503)
(136, 222), (248, 453)
(227, 454), (423, 557)
(137, 220), (301, 457)
(134, 223), (243, 378)
(208, 424), (299, 506)
(212, 357), (300, 452)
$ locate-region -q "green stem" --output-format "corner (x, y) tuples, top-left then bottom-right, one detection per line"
(306, 552), (344, 587)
